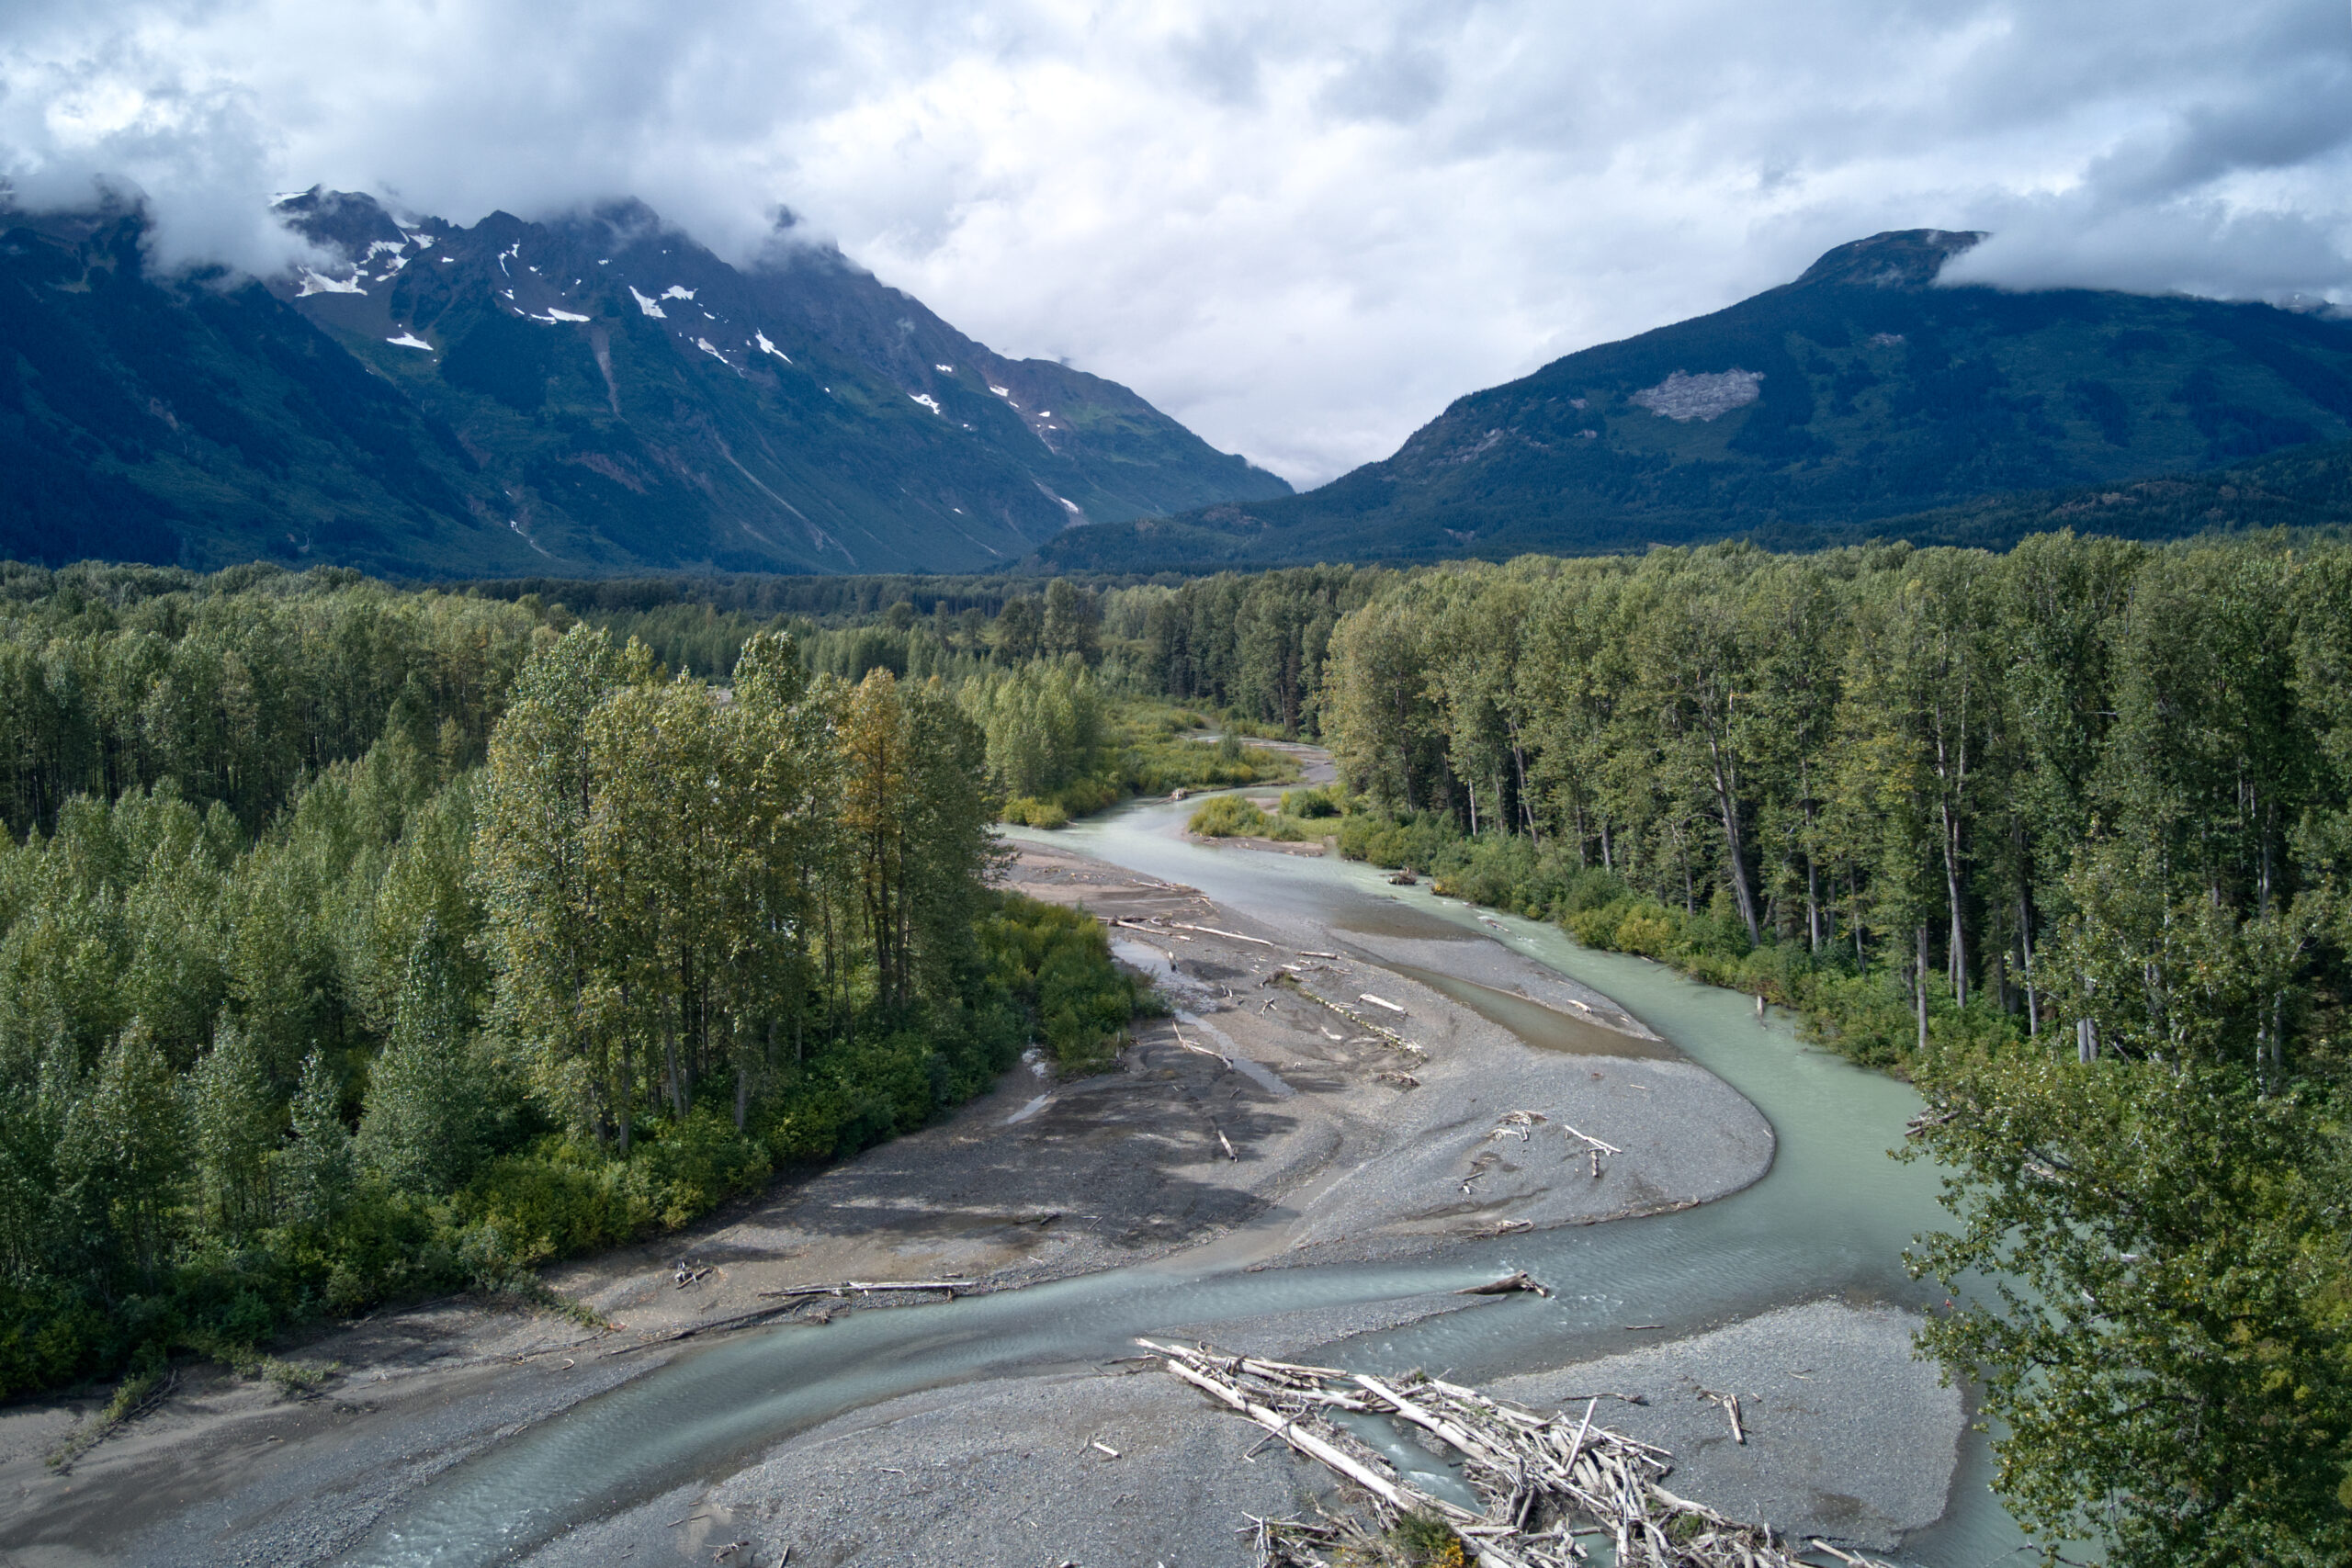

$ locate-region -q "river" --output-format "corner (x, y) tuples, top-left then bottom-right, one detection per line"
(341, 794), (2030, 1567)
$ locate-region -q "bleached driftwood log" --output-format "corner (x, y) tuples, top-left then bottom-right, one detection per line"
(1139, 1337), (1894, 1568)
(1267, 974), (1428, 1058)
(755, 1280), (977, 1301)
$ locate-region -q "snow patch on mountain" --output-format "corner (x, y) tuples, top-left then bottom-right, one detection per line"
(754, 332), (790, 363)
(910, 393), (942, 414)
(629, 286), (665, 319)
(662, 286), (695, 300)
(297, 269), (364, 297)
(385, 332), (433, 350)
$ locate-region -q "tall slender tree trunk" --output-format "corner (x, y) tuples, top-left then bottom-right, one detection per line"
(662, 1010), (684, 1118)
(2018, 888), (2039, 1037)
(617, 1040), (634, 1155)
(1702, 733), (1762, 944)
(1805, 850), (1822, 953)
(1939, 799), (1967, 1007)
(1915, 926), (1931, 1054)
(1511, 742), (1537, 843)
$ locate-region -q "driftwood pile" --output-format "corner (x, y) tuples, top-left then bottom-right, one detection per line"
(1138, 1338), (1892, 1568)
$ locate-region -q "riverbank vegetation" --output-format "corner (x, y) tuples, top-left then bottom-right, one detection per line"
(1137, 535), (2352, 1568)
(0, 565), (1141, 1400)
(10, 536), (2350, 1562)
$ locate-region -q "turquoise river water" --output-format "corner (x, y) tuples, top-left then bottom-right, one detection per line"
(341, 795), (2030, 1567)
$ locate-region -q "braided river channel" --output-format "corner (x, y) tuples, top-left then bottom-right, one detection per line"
(343, 793), (2031, 1567)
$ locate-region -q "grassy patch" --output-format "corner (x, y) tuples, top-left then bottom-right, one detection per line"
(1190, 780), (1351, 842)
(1009, 700), (1299, 828)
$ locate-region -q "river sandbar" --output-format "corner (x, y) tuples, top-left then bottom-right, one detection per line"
(0, 836), (1785, 1567)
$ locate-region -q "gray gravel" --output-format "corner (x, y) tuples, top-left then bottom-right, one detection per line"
(528, 1371), (1340, 1568)
(529, 1301), (1961, 1567)
(1490, 1301), (1963, 1551)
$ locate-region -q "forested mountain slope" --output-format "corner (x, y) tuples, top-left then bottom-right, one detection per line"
(0, 192), (1288, 577)
(1040, 230), (2352, 570)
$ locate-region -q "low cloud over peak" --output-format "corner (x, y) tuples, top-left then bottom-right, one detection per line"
(6, 1), (2350, 488)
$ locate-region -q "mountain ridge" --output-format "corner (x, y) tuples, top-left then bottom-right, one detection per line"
(0, 190), (1289, 576)
(1037, 229), (2352, 570)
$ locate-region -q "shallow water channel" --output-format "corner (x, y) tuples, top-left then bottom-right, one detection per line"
(343, 796), (2030, 1567)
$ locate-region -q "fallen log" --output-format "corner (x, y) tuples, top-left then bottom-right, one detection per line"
(754, 1279), (977, 1301)
(1171, 921), (1277, 947)
(600, 1300), (809, 1356)
(1358, 992), (1408, 1013)
(1558, 1122), (1622, 1155)
(1172, 1030), (1230, 1066)
(1457, 1270), (1553, 1298)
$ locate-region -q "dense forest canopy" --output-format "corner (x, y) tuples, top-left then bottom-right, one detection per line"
(0, 560), (1141, 1409)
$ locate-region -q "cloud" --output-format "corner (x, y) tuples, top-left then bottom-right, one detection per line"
(4, 1), (2350, 487)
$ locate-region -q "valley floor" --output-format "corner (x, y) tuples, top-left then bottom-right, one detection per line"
(0, 833), (1959, 1568)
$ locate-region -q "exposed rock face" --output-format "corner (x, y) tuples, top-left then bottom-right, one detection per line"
(1630, 367), (1765, 422)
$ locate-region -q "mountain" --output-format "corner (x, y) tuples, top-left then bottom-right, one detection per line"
(0, 191), (1288, 576)
(1037, 230), (2352, 570)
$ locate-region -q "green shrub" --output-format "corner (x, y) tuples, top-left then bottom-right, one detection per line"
(981, 893), (1143, 1075)
(1189, 795), (1272, 837)
(1001, 795), (1070, 829)
(1282, 784), (1344, 818)
(1385, 1510), (1468, 1567)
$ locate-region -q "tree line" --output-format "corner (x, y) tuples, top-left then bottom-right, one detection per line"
(0, 562), (1140, 1401)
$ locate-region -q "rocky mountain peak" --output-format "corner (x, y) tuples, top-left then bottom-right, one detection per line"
(1791, 228), (1986, 290)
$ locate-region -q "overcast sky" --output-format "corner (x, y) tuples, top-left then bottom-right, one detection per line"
(5, 1), (2351, 487)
